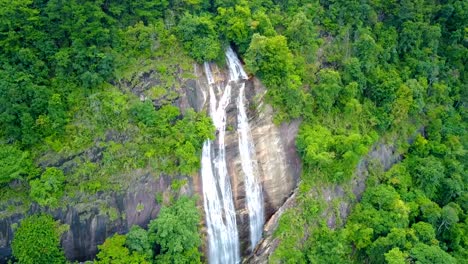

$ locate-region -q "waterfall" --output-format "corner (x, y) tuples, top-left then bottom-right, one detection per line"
(225, 47), (265, 250)
(201, 62), (240, 264)
(236, 82), (264, 249)
(201, 48), (264, 264)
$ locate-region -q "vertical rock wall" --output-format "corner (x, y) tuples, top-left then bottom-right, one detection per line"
(0, 173), (194, 263)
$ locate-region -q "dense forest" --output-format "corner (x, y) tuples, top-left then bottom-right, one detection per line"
(0, 0), (466, 263)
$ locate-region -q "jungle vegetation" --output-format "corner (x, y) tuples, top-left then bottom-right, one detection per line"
(1, 0), (466, 263)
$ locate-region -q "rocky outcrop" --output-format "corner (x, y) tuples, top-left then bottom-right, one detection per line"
(246, 131), (422, 263)
(0, 172), (194, 263)
(246, 187), (299, 263)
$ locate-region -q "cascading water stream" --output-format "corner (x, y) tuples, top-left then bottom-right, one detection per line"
(225, 47), (265, 250)
(201, 47), (264, 264)
(236, 82), (264, 249)
(201, 61), (240, 264)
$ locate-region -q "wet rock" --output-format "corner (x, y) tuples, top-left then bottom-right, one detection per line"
(192, 62), (301, 256)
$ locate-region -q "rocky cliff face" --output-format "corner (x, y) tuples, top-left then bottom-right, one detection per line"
(0, 172), (196, 263)
(0, 60), (301, 263)
(246, 131), (423, 263)
(189, 63), (301, 255)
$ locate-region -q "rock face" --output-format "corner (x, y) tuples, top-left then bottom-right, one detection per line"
(0, 60), (301, 263)
(0, 173), (195, 263)
(246, 131), (423, 263)
(191, 62), (301, 255)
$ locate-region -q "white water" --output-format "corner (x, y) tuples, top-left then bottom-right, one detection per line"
(201, 62), (240, 264)
(226, 46), (265, 250)
(204, 62), (215, 85)
(226, 47), (248, 81)
(236, 82), (264, 250)
(201, 47), (264, 264)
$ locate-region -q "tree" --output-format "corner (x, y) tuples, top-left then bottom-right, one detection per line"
(412, 222), (437, 245)
(125, 225), (153, 259)
(285, 11), (318, 55)
(177, 13), (221, 62)
(29, 167), (65, 207)
(342, 57), (366, 89)
(353, 29), (381, 72)
(409, 243), (456, 264)
(385, 248), (408, 264)
(392, 83), (413, 126)
(12, 214), (67, 264)
(95, 234), (149, 264)
(244, 33), (295, 88)
(127, 0), (169, 24)
(216, 2), (252, 52)
(367, 228), (416, 263)
(406, 156), (445, 200)
(244, 34), (305, 119)
(251, 11), (276, 37)
(0, 0), (39, 53)
(148, 197), (202, 263)
(437, 204), (459, 236)
(312, 69), (343, 112)
(366, 67), (401, 108)
(0, 144), (37, 185)
(296, 124), (334, 173)
(417, 195), (442, 226)
(306, 227), (352, 263)
(348, 186), (410, 237)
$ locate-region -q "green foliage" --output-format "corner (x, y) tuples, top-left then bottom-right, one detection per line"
(29, 167), (65, 207)
(245, 34), (294, 88)
(385, 247), (408, 264)
(285, 11), (319, 55)
(104, 0), (169, 25)
(95, 234), (149, 264)
(148, 197), (203, 263)
(245, 33), (305, 119)
(216, 2), (253, 52)
(271, 1), (467, 261)
(271, 209), (307, 263)
(125, 226), (153, 259)
(130, 104), (214, 175)
(410, 243), (456, 264)
(306, 227), (352, 264)
(0, 144), (37, 185)
(406, 156), (445, 200)
(1, 0), (467, 263)
(297, 124), (372, 182)
(177, 13), (221, 62)
(412, 222), (437, 245)
(11, 214), (67, 264)
(312, 69), (343, 112)
(93, 197), (203, 263)
(341, 131), (466, 263)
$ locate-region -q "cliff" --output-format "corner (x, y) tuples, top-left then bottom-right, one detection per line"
(0, 60), (302, 262)
(246, 131), (423, 263)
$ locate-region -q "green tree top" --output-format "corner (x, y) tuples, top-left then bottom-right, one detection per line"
(96, 234), (149, 264)
(148, 196), (202, 263)
(12, 214), (67, 264)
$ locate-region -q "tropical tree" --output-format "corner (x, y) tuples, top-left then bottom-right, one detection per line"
(148, 197), (203, 263)
(95, 234), (149, 264)
(12, 214), (67, 264)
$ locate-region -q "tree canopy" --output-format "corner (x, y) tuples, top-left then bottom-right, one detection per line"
(11, 214), (67, 264)
(0, 0), (466, 263)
